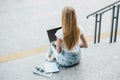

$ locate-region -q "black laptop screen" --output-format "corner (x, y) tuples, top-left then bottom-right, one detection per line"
(47, 27), (62, 42)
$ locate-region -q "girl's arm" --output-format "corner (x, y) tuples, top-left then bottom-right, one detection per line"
(80, 34), (88, 48)
(56, 38), (62, 53)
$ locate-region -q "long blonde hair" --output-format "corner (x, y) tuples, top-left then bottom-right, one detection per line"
(62, 7), (80, 50)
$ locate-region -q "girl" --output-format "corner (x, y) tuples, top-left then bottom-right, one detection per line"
(47, 6), (88, 67)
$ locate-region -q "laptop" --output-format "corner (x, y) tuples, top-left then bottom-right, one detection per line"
(47, 27), (62, 43)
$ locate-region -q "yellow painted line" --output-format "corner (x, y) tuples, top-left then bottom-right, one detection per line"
(0, 46), (48, 62)
(0, 29), (120, 62)
(87, 29), (120, 42)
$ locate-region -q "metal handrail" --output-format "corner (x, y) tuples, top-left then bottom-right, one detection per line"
(87, 0), (120, 44)
(87, 0), (120, 19)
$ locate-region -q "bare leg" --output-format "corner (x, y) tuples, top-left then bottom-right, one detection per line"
(46, 44), (56, 61)
(48, 45), (53, 56)
(50, 44), (58, 59)
(47, 44), (58, 61)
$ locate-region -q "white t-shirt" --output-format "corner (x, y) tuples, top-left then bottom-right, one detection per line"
(55, 27), (84, 52)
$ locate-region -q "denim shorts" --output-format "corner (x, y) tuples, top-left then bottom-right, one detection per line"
(48, 44), (81, 66)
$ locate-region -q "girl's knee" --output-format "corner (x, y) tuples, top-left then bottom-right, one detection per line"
(48, 46), (53, 54)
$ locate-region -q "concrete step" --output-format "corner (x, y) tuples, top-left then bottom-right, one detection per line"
(0, 42), (120, 80)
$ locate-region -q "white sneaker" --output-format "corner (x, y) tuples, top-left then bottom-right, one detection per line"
(45, 54), (55, 62)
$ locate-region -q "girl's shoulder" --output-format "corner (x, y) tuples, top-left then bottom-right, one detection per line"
(57, 28), (62, 32)
(55, 28), (63, 39)
(78, 25), (84, 35)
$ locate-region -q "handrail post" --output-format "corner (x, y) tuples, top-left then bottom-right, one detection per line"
(110, 6), (116, 43)
(110, 5), (120, 43)
(98, 13), (102, 43)
(94, 14), (98, 44)
(114, 5), (120, 42)
(94, 14), (102, 44)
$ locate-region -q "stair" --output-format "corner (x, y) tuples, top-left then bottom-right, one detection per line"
(0, 42), (120, 80)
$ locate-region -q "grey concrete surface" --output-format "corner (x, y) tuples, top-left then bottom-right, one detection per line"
(0, 42), (120, 80)
(0, 0), (120, 80)
(0, 0), (120, 54)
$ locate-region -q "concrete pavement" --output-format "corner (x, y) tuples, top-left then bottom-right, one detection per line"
(0, 42), (120, 80)
(0, 0), (120, 55)
(0, 0), (120, 80)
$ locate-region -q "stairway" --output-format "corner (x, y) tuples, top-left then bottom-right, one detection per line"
(0, 41), (120, 80)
